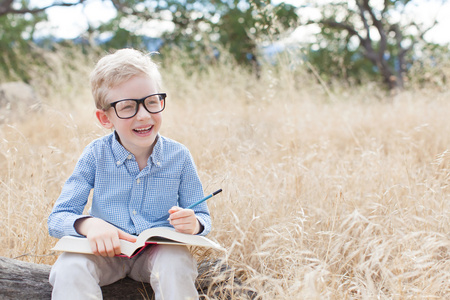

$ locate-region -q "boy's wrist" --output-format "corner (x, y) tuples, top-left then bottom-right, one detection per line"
(74, 216), (95, 236)
(195, 219), (204, 235)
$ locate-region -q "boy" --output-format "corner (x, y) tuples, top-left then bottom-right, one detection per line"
(47, 48), (211, 300)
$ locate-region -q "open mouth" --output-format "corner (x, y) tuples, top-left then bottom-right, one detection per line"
(133, 126), (153, 134)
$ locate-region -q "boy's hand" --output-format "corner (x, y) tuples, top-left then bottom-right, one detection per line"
(75, 217), (137, 257)
(168, 207), (201, 235)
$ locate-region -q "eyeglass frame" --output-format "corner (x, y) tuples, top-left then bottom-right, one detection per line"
(105, 93), (167, 119)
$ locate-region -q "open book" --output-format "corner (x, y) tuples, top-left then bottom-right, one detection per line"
(51, 227), (224, 258)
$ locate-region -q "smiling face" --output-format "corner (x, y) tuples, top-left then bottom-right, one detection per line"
(96, 75), (162, 160)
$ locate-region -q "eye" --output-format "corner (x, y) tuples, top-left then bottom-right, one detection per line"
(145, 96), (161, 106)
(116, 100), (136, 111)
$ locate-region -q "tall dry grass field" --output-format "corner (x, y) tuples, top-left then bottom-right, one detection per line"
(1, 49), (449, 299)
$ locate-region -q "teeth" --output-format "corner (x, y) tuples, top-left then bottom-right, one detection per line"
(135, 126), (152, 132)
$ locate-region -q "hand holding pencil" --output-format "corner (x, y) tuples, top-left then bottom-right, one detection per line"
(168, 189), (222, 235)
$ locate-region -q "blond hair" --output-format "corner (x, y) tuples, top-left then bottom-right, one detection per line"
(90, 48), (162, 109)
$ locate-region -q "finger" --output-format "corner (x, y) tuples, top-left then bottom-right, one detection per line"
(106, 236), (121, 257)
(174, 223), (196, 234)
(111, 238), (122, 256)
(170, 215), (195, 225)
(168, 206), (182, 215)
(96, 240), (107, 257)
(170, 215), (193, 227)
(118, 230), (137, 243)
(89, 239), (99, 255)
(173, 223), (190, 233)
(170, 208), (195, 220)
(103, 239), (116, 257)
(173, 218), (198, 234)
(170, 212), (196, 228)
(104, 237), (120, 257)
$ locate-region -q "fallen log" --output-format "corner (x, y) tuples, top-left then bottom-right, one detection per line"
(0, 257), (53, 299)
(0, 256), (153, 299)
(0, 256), (257, 299)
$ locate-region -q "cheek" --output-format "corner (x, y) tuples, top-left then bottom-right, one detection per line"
(154, 114), (163, 126)
(111, 117), (132, 130)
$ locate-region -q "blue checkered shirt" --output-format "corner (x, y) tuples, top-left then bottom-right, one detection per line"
(48, 132), (211, 238)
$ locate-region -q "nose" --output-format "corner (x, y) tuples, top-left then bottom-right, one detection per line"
(135, 102), (151, 120)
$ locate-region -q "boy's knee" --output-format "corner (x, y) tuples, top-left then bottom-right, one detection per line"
(50, 253), (99, 285)
(148, 245), (198, 297)
(49, 253), (106, 300)
(152, 245), (197, 273)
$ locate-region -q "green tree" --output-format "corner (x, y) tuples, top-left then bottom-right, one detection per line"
(303, 0), (444, 90)
(0, 6), (46, 81)
(1, 0), (298, 73)
(0, 0), (87, 81)
(105, 0), (298, 67)
(217, 1), (298, 65)
(0, 0), (84, 16)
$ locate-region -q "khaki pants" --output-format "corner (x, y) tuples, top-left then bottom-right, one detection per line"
(49, 244), (198, 300)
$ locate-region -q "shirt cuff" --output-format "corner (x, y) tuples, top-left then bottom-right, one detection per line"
(64, 215), (92, 237)
(195, 215), (211, 236)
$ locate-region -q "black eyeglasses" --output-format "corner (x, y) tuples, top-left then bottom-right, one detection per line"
(106, 93), (166, 119)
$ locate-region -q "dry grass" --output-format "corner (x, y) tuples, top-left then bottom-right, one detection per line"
(1, 48), (449, 299)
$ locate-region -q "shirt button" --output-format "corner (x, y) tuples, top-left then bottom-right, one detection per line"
(133, 210), (137, 215)
(127, 155), (132, 160)
(156, 161), (161, 166)
(116, 161), (121, 165)
(136, 178), (140, 184)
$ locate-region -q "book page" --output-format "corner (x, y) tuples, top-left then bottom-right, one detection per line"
(137, 227), (224, 250)
(51, 236), (93, 254)
(51, 227), (224, 257)
(119, 239), (139, 257)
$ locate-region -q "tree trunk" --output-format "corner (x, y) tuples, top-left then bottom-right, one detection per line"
(0, 257), (153, 299)
(0, 256), (257, 299)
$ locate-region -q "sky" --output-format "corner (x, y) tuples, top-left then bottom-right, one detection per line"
(31, 0), (450, 45)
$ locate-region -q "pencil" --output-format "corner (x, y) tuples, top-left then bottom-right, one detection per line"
(186, 189), (222, 209)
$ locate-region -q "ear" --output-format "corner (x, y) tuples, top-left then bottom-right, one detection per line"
(96, 109), (114, 129)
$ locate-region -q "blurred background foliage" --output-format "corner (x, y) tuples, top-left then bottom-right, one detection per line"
(0, 0), (449, 91)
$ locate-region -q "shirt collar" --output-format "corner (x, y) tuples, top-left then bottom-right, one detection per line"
(111, 131), (131, 167)
(111, 131), (163, 168)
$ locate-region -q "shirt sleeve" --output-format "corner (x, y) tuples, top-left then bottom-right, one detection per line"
(47, 144), (96, 238)
(178, 149), (212, 236)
